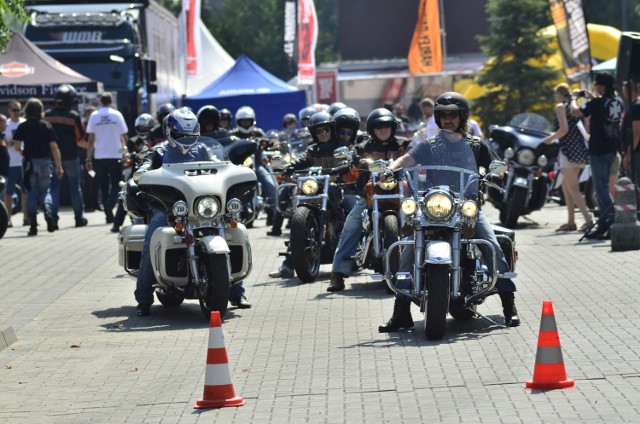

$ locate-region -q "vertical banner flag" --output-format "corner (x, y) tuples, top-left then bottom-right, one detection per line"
(408, 0), (443, 75)
(284, 1), (297, 68)
(549, 0), (591, 82)
(315, 69), (338, 104)
(184, 0), (202, 77)
(297, 0), (318, 85)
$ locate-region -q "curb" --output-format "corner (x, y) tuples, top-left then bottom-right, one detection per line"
(0, 325), (17, 353)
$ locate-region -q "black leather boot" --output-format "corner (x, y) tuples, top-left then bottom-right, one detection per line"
(43, 204), (56, 232)
(499, 292), (521, 327)
(327, 272), (345, 292)
(27, 213), (38, 236)
(378, 297), (414, 332)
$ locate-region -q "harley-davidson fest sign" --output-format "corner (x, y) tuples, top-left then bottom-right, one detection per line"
(0, 60), (98, 98)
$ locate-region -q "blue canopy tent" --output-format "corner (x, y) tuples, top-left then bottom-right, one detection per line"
(183, 55), (306, 131)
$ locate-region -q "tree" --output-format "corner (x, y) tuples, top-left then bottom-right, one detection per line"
(474, 0), (560, 126)
(0, 0), (28, 50)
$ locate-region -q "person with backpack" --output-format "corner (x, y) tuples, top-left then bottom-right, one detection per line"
(571, 72), (624, 240)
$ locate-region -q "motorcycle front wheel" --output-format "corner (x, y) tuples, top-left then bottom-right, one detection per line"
(197, 250), (230, 320)
(382, 214), (400, 293)
(424, 264), (450, 340)
(290, 206), (321, 283)
(501, 186), (526, 229)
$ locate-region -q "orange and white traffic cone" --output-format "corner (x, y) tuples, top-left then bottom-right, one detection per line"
(194, 311), (245, 409)
(526, 300), (575, 390)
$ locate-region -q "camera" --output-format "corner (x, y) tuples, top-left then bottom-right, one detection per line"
(578, 90), (586, 97)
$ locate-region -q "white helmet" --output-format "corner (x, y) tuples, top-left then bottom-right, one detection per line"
(235, 106), (256, 134)
(163, 107), (200, 154)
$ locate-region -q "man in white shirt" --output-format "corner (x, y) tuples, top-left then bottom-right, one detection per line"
(86, 92), (128, 224)
(3, 100), (28, 227)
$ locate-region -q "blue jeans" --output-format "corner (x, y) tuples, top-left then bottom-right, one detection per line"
(589, 153), (616, 229)
(331, 198), (368, 276)
(49, 158), (84, 220)
(134, 211), (246, 305)
(26, 158), (53, 215)
(6, 166), (24, 196)
(256, 165), (277, 216)
(397, 211), (516, 294)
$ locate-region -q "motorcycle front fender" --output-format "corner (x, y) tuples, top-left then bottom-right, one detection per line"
(200, 235), (231, 255)
(424, 241), (452, 265)
(513, 176), (529, 188)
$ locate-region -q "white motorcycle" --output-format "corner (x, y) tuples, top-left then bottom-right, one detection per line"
(117, 143), (257, 319)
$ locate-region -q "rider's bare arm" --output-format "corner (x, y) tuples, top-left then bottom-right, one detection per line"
(389, 153), (415, 171)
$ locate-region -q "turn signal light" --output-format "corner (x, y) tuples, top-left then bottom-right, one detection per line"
(229, 220), (238, 228)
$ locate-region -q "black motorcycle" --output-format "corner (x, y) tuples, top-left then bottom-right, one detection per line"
(486, 113), (560, 228)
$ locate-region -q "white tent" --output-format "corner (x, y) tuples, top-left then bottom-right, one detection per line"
(178, 16), (235, 97)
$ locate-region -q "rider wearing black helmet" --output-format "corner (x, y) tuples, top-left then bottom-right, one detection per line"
(327, 102), (348, 116)
(298, 106), (317, 129)
(378, 91), (520, 331)
(150, 103), (175, 145)
(197, 105), (235, 145)
(326, 108), (410, 292)
(44, 84), (88, 229)
(333, 107), (361, 146)
(219, 108), (232, 130)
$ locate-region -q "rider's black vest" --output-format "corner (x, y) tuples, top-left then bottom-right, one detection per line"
(425, 133), (482, 172)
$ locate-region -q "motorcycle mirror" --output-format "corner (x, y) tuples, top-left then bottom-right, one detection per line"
(368, 160), (387, 174)
(489, 160), (508, 176)
(333, 146), (351, 159)
(270, 155), (289, 170)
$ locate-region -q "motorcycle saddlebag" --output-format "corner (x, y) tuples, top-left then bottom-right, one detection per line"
(117, 224), (148, 271)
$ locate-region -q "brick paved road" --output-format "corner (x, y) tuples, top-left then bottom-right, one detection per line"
(1, 203), (639, 423)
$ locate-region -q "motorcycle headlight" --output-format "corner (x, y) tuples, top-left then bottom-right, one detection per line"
(424, 192), (454, 220)
(195, 196), (220, 219)
(377, 180), (397, 190)
(461, 200), (478, 218)
(537, 154), (548, 167)
(301, 178), (319, 195)
(503, 147), (514, 159)
(172, 200), (188, 217)
(243, 157), (253, 167)
(516, 148), (536, 166)
(226, 198), (243, 214)
(401, 198), (417, 216)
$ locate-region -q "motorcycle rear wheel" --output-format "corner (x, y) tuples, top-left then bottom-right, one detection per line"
(198, 250), (230, 320)
(501, 186), (526, 229)
(424, 265), (450, 340)
(290, 206), (321, 283)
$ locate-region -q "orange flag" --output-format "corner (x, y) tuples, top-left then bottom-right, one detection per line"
(408, 0), (443, 75)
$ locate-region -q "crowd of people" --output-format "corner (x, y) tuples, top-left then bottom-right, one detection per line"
(1, 72), (636, 328)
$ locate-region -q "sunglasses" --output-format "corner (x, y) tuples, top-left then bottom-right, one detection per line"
(374, 123), (392, 129)
(315, 127), (331, 135)
(10, 109), (20, 113)
(338, 128), (354, 137)
(439, 111), (459, 119)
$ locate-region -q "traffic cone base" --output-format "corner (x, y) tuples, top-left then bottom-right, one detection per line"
(194, 312), (245, 409)
(526, 300), (574, 390)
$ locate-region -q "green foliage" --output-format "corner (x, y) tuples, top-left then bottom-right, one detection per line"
(474, 0), (560, 126)
(0, 0), (29, 50)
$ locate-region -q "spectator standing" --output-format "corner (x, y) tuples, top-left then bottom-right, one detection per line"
(571, 72), (624, 239)
(12, 98), (63, 236)
(45, 84), (88, 228)
(86, 92), (129, 225)
(0, 114), (8, 187)
(407, 97), (423, 123)
(4, 101), (28, 227)
(80, 106), (99, 212)
(623, 80), (640, 200)
(410, 97), (439, 147)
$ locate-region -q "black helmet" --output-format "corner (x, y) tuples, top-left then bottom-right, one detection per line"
(366, 108), (397, 139)
(54, 84), (77, 108)
(333, 107), (360, 143)
(308, 111), (334, 142)
(197, 105), (220, 130)
(434, 91), (469, 131)
(219, 108), (232, 121)
(298, 106), (317, 128)
(134, 113), (157, 140)
(156, 103), (175, 122)
(282, 113), (297, 127)
(327, 102), (348, 116)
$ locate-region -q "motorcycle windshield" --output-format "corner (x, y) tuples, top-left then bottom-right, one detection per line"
(404, 134), (479, 199)
(508, 113), (553, 133)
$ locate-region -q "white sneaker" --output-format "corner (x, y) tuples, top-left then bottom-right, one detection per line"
(269, 266), (294, 278)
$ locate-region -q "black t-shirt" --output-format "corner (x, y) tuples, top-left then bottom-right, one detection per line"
(45, 107), (84, 160)
(623, 100), (640, 152)
(0, 144), (8, 177)
(581, 94), (624, 155)
(13, 119), (58, 160)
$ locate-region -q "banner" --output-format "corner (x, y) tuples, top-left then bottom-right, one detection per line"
(284, 1), (297, 67)
(315, 69), (338, 104)
(297, 0), (317, 85)
(549, 0), (591, 82)
(183, 0), (202, 77)
(407, 0), (443, 75)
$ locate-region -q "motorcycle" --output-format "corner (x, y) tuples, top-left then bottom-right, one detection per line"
(486, 113), (560, 228)
(272, 148), (350, 282)
(383, 150), (517, 340)
(0, 176), (9, 239)
(353, 159), (405, 288)
(117, 138), (257, 319)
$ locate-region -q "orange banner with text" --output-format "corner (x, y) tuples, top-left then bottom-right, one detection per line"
(408, 0), (443, 75)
